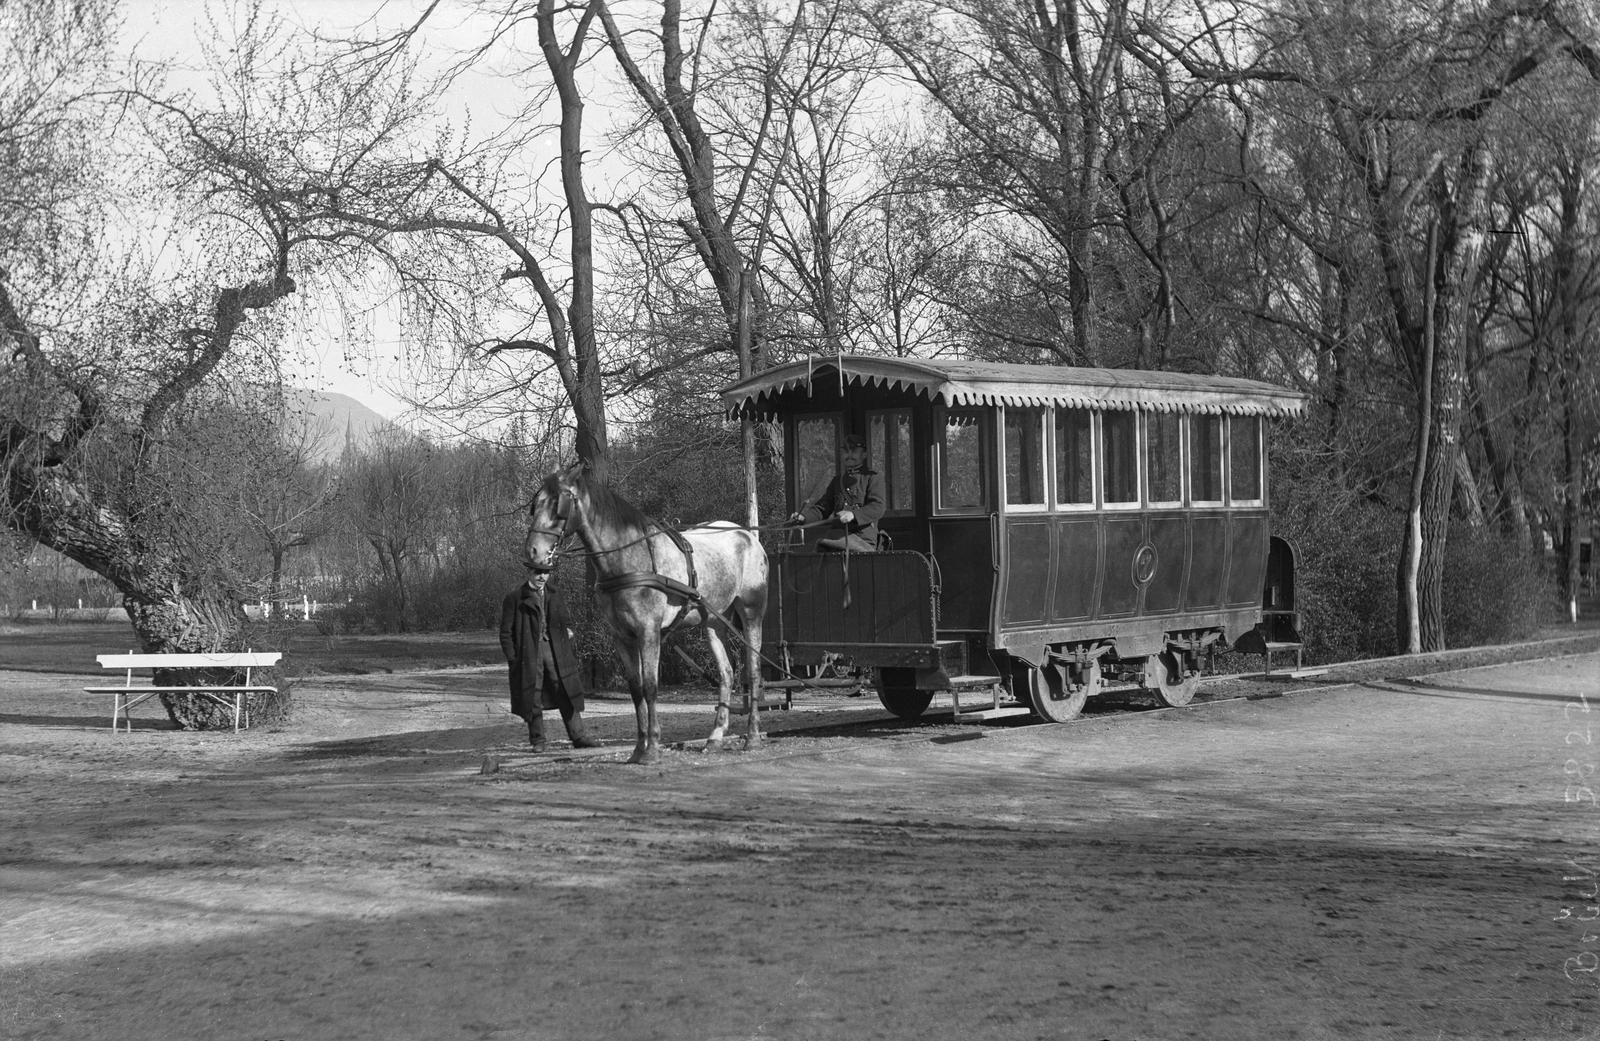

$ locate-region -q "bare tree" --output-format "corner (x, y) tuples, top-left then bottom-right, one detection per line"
(237, 408), (341, 613)
(0, 4), (443, 725)
(340, 428), (444, 631)
(1145, 0), (1600, 651)
(866, 0), (1133, 365)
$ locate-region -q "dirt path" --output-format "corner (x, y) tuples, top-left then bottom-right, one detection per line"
(4, 650), (1600, 1041)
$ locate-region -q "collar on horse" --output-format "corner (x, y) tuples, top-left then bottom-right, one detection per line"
(595, 526), (703, 634)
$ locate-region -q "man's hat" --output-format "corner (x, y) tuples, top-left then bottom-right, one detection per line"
(842, 433), (867, 449)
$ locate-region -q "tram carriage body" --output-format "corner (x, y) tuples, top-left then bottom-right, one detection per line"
(720, 356), (1307, 720)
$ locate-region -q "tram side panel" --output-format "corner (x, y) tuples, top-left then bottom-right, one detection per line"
(996, 508), (1272, 663)
(763, 551), (941, 672)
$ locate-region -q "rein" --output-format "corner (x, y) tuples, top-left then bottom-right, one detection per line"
(528, 484), (848, 662)
(532, 513), (834, 567)
(526, 477), (867, 701)
(530, 487), (784, 635)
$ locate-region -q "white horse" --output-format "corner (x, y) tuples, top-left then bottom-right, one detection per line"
(524, 464), (769, 764)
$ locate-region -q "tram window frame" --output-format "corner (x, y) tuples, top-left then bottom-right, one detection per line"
(789, 412), (841, 516)
(1099, 409), (1141, 510)
(1053, 406), (1096, 511)
(1189, 413), (1225, 507)
(1229, 415), (1264, 506)
(1145, 410), (1184, 509)
(1001, 405), (1050, 513)
(867, 408), (917, 515)
(933, 405), (990, 514)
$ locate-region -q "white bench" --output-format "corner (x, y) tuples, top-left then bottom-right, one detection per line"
(85, 652), (283, 733)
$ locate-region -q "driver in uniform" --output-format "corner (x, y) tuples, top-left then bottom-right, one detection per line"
(789, 433), (886, 553)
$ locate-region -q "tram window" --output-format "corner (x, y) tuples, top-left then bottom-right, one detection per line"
(1055, 408), (1093, 507)
(1004, 407), (1047, 507)
(937, 408), (986, 510)
(793, 415), (839, 513)
(1101, 410), (1139, 505)
(1146, 411), (1182, 506)
(868, 409), (915, 513)
(1230, 415), (1263, 503)
(1190, 414), (1224, 504)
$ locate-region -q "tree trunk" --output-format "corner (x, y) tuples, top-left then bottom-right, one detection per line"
(269, 544), (285, 615)
(391, 542), (410, 633)
(1399, 220), (1437, 655)
(1563, 377), (1581, 618)
(539, 0), (609, 480)
(1397, 144), (1492, 654)
(1555, 156), (1585, 619)
(1469, 364), (1529, 551)
(1453, 452), (1486, 529)
(125, 594), (290, 730)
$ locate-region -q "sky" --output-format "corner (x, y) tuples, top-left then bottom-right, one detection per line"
(121, 0), (543, 422)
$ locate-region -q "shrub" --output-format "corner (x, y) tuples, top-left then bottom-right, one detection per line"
(1271, 471), (1399, 663)
(1272, 463), (1559, 662)
(1442, 524), (1558, 647)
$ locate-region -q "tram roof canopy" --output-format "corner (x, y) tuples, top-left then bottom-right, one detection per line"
(720, 355), (1308, 420)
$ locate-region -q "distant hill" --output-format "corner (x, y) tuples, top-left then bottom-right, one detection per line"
(282, 389), (399, 464)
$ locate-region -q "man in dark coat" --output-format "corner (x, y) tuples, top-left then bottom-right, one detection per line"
(790, 433), (886, 552)
(499, 569), (600, 751)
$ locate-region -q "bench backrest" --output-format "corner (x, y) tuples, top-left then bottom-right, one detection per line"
(96, 652), (283, 669)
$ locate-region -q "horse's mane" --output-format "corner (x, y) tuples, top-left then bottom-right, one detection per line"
(572, 469), (655, 533)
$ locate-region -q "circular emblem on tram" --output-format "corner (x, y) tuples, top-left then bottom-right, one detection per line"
(1132, 543), (1158, 586)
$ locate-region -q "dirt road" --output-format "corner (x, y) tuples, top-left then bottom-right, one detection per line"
(4, 652), (1600, 1041)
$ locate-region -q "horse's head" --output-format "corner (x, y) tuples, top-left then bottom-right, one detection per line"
(523, 463), (585, 571)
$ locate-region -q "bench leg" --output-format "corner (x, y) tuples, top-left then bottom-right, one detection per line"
(113, 691), (134, 733)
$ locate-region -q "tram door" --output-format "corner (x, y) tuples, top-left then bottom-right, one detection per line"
(930, 406), (995, 632)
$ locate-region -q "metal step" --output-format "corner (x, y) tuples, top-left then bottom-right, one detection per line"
(945, 674), (1005, 688)
(951, 705), (1033, 722)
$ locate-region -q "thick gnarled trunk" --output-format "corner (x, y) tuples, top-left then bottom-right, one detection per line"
(124, 595), (289, 730)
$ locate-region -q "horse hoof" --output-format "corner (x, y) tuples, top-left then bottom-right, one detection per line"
(743, 734), (764, 751)
(703, 738), (724, 754)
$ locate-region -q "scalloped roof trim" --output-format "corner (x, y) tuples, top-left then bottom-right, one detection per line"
(720, 357), (1307, 420)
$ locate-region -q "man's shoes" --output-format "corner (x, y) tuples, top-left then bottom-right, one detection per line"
(565, 713), (602, 749)
(527, 712), (546, 752)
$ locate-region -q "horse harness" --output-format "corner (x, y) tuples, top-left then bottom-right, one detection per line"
(594, 526), (707, 635)
(531, 486), (715, 636)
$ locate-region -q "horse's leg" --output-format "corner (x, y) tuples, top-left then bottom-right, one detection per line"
(741, 606), (765, 750)
(702, 621), (736, 752)
(632, 629), (664, 765)
(620, 634), (651, 765)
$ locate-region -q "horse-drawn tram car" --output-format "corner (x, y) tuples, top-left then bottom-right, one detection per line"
(720, 355), (1308, 723)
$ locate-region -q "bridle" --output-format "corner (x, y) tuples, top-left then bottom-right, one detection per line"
(524, 486), (576, 570)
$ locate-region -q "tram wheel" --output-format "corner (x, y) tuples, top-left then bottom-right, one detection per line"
(874, 668), (934, 719)
(1145, 649), (1196, 707)
(1020, 661), (1090, 723)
